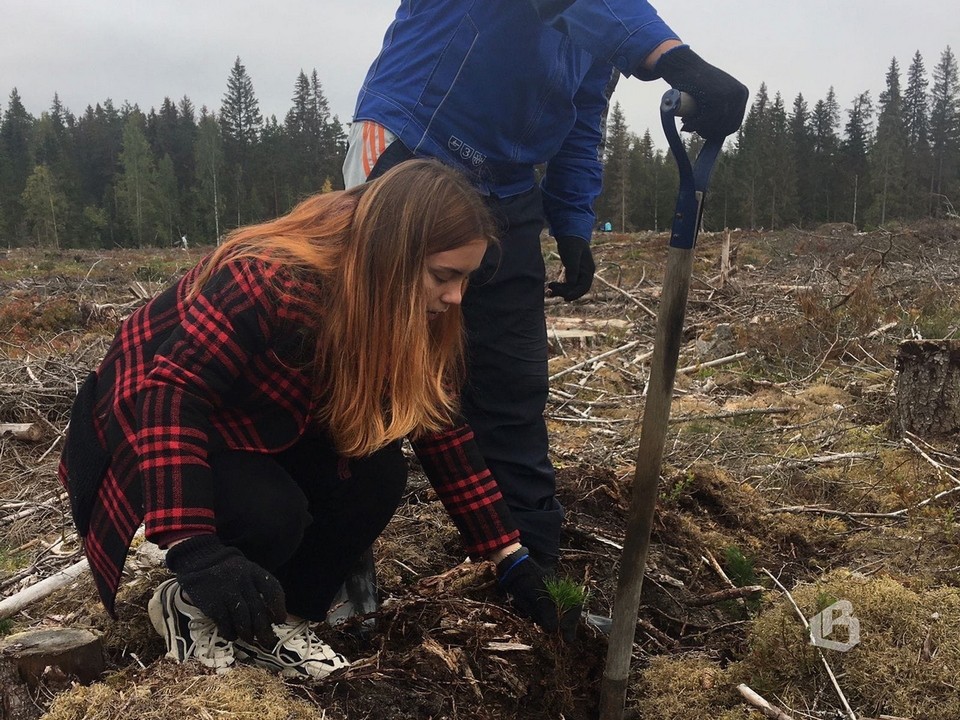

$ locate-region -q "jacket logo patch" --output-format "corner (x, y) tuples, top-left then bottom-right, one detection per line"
(447, 136), (486, 167)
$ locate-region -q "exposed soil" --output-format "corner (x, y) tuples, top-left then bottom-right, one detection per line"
(2, 218), (960, 719)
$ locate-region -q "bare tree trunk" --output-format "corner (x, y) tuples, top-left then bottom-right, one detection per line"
(893, 340), (960, 438)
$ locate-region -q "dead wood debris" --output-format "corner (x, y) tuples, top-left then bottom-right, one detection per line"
(3, 223), (960, 719)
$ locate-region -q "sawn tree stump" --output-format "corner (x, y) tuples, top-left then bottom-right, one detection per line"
(893, 339), (960, 438)
(0, 628), (103, 719)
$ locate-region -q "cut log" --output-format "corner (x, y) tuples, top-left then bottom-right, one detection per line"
(0, 425), (43, 443)
(893, 339), (960, 438)
(0, 628), (103, 690)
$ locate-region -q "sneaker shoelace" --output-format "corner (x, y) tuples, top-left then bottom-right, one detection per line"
(272, 620), (346, 669)
(187, 614), (235, 669)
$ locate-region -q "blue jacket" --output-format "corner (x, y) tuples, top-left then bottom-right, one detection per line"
(352, 0), (678, 241)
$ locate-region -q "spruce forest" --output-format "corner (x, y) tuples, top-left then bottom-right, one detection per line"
(2, 49), (959, 250)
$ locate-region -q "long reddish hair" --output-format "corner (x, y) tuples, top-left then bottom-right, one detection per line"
(192, 159), (497, 456)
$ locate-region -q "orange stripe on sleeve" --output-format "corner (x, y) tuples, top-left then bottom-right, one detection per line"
(361, 122), (374, 177)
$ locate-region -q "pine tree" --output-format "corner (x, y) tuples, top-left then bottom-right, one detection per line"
(155, 153), (179, 245)
(627, 129), (661, 230)
(286, 71), (312, 137)
(789, 93), (817, 224)
(733, 82), (770, 228)
(284, 70), (315, 198)
(220, 57), (263, 151)
(175, 96), (198, 233)
(220, 57), (263, 225)
(767, 92), (798, 228)
(840, 91), (874, 226)
(904, 51), (932, 216)
(868, 58), (909, 225)
(905, 51), (930, 148)
(811, 88), (842, 222)
(596, 102), (632, 231)
(311, 70), (343, 189)
(929, 46), (960, 215)
(259, 115), (287, 217)
(0, 88), (35, 241)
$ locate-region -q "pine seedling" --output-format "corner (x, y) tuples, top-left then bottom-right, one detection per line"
(544, 576), (589, 613)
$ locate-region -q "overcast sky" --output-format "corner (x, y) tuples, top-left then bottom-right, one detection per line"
(3, 1), (958, 148)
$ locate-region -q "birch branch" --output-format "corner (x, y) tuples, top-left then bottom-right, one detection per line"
(677, 351), (748, 375)
(548, 340), (641, 381)
(0, 559), (89, 619)
(762, 568), (858, 720)
(736, 684), (799, 720)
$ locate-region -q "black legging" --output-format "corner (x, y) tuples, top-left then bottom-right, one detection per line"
(208, 435), (407, 621)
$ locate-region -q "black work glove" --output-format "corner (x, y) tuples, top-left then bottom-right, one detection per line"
(548, 235), (595, 301)
(165, 534), (287, 645)
(655, 46), (749, 141)
(497, 547), (579, 642)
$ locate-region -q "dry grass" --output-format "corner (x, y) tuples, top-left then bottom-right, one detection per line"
(3, 221), (960, 718)
(44, 664), (338, 720)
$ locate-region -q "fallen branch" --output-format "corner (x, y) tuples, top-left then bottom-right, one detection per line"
(677, 351), (748, 375)
(686, 585), (764, 607)
(0, 558), (89, 619)
(673, 406), (792, 423)
(903, 432), (960, 488)
(592, 273), (658, 319)
(548, 340), (642, 381)
(701, 551), (747, 608)
(865, 321), (898, 338)
(765, 505), (904, 520)
(736, 684), (798, 720)
(754, 451), (875, 473)
(762, 568), (858, 720)
(0, 492), (68, 526)
(0, 423), (43, 442)
(636, 618), (677, 649)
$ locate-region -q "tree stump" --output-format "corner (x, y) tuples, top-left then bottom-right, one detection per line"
(0, 657), (38, 720)
(0, 628), (104, 716)
(893, 339), (960, 438)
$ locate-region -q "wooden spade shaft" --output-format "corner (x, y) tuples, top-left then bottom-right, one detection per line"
(598, 89), (723, 720)
(598, 239), (697, 719)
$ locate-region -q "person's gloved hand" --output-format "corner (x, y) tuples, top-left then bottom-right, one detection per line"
(165, 534), (287, 645)
(655, 45), (749, 141)
(548, 235), (595, 301)
(497, 547), (579, 642)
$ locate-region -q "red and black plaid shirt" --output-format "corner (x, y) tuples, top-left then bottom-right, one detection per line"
(60, 256), (518, 614)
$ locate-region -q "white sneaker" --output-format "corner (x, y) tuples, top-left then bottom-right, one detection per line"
(148, 578), (236, 672)
(234, 620), (350, 679)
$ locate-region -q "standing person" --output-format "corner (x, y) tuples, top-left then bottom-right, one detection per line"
(59, 160), (566, 678)
(343, 1), (748, 577)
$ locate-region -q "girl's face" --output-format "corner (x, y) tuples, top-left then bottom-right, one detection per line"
(423, 237), (487, 320)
